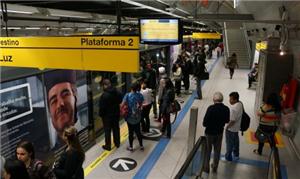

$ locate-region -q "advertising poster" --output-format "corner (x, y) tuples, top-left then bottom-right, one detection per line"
(0, 70), (89, 162)
(0, 75), (50, 160)
(43, 70), (89, 158)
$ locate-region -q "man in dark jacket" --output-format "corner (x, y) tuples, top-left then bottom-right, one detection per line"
(99, 79), (123, 151)
(202, 92), (230, 178)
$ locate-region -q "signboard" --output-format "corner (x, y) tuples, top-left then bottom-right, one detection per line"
(110, 158), (137, 172)
(0, 83), (32, 125)
(192, 32), (221, 39)
(0, 36), (139, 72)
(142, 127), (162, 141)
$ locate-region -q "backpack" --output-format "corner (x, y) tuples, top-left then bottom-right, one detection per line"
(120, 101), (129, 118)
(240, 102), (250, 135)
(131, 98), (142, 120)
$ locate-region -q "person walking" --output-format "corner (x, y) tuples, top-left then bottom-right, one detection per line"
(253, 93), (281, 155)
(227, 53), (238, 79)
(99, 79), (123, 151)
(225, 92), (243, 161)
(202, 92), (230, 179)
(121, 82), (144, 152)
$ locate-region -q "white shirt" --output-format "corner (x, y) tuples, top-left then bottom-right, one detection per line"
(228, 102), (243, 132)
(140, 88), (153, 105)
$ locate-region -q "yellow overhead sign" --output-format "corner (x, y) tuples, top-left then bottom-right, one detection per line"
(192, 32), (221, 39)
(255, 41), (267, 51)
(0, 36), (139, 72)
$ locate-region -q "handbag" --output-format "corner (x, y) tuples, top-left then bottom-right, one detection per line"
(200, 72), (209, 80)
(255, 127), (269, 143)
(168, 100), (181, 114)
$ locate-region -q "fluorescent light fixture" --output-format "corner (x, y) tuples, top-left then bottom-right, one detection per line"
(194, 21), (206, 26)
(0, 9), (34, 14)
(3, 4), (39, 14)
(121, 0), (185, 19)
(175, 8), (190, 15)
(25, 27), (41, 30)
(2, 27), (21, 30)
(61, 27), (73, 30)
(49, 9), (93, 19)
(51, 14), (90, 19)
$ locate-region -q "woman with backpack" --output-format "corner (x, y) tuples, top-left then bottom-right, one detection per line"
(121, 82), (144, 152)
(53, 126), (85, 179)
(16, 140), (53, 179)
(253, 93), (281, 155)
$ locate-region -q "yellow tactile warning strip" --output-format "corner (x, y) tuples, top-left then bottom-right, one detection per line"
(244, 129), (284, 148)
(84, 123), (129, 176)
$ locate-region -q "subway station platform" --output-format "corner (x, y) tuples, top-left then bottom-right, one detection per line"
(83, 56), (300, 179)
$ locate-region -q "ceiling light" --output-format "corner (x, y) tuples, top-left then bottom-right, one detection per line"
(280, 51), (285, 56)
(25, 27), (41, 30)
(49, 9), (93, 19)
(0, 9), (34, 14)
(2, 27), (21, 30)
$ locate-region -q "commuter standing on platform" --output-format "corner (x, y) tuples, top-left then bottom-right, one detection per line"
(16, 140), (53, 179)
(140, 81), (153, 133)
(173, 63), (182, 97)
(227, 53), (238, 79)
(99, 79), (123, 151)
(141, 63), (158, 118)
(156, 67), (168, 123)
(181, 54), (193, 94)
(122, 82), (144, 152)
(202, 92), (229, 178)
(225, 92), (243, 161)
(3, 159), (30, 179)
(160, 78), (175, 138)
(193, 49), (207, 99)
(53, 126), (85, 179)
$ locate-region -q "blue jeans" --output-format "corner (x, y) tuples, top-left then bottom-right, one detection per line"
(225, 130), (239, 161)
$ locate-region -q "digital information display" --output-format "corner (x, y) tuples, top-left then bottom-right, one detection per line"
(140, 19), (179, 43)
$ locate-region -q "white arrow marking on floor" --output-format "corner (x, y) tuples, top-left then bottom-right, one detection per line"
(112, 159), (135, 171)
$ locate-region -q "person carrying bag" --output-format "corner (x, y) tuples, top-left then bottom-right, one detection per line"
(253, 93), (281, 155)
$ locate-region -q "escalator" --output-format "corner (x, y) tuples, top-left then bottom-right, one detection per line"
(175, 136), (282, 179)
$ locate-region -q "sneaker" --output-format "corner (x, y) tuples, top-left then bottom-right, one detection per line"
(102, 145), (111, 151)
(126, 146), (133, 152)
(233, 156), (239, 161)
(140, 146), (144, 151)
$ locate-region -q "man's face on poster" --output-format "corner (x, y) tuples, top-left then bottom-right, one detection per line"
(48, 82), (76, 135)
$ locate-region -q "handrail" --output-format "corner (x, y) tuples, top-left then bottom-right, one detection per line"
(268, 146), (282, 179)
(174, 136), (207, 179)
(242, 23), (252, 68)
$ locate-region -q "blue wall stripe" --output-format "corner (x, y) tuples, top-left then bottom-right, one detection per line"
(133, 58), (219, 179)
